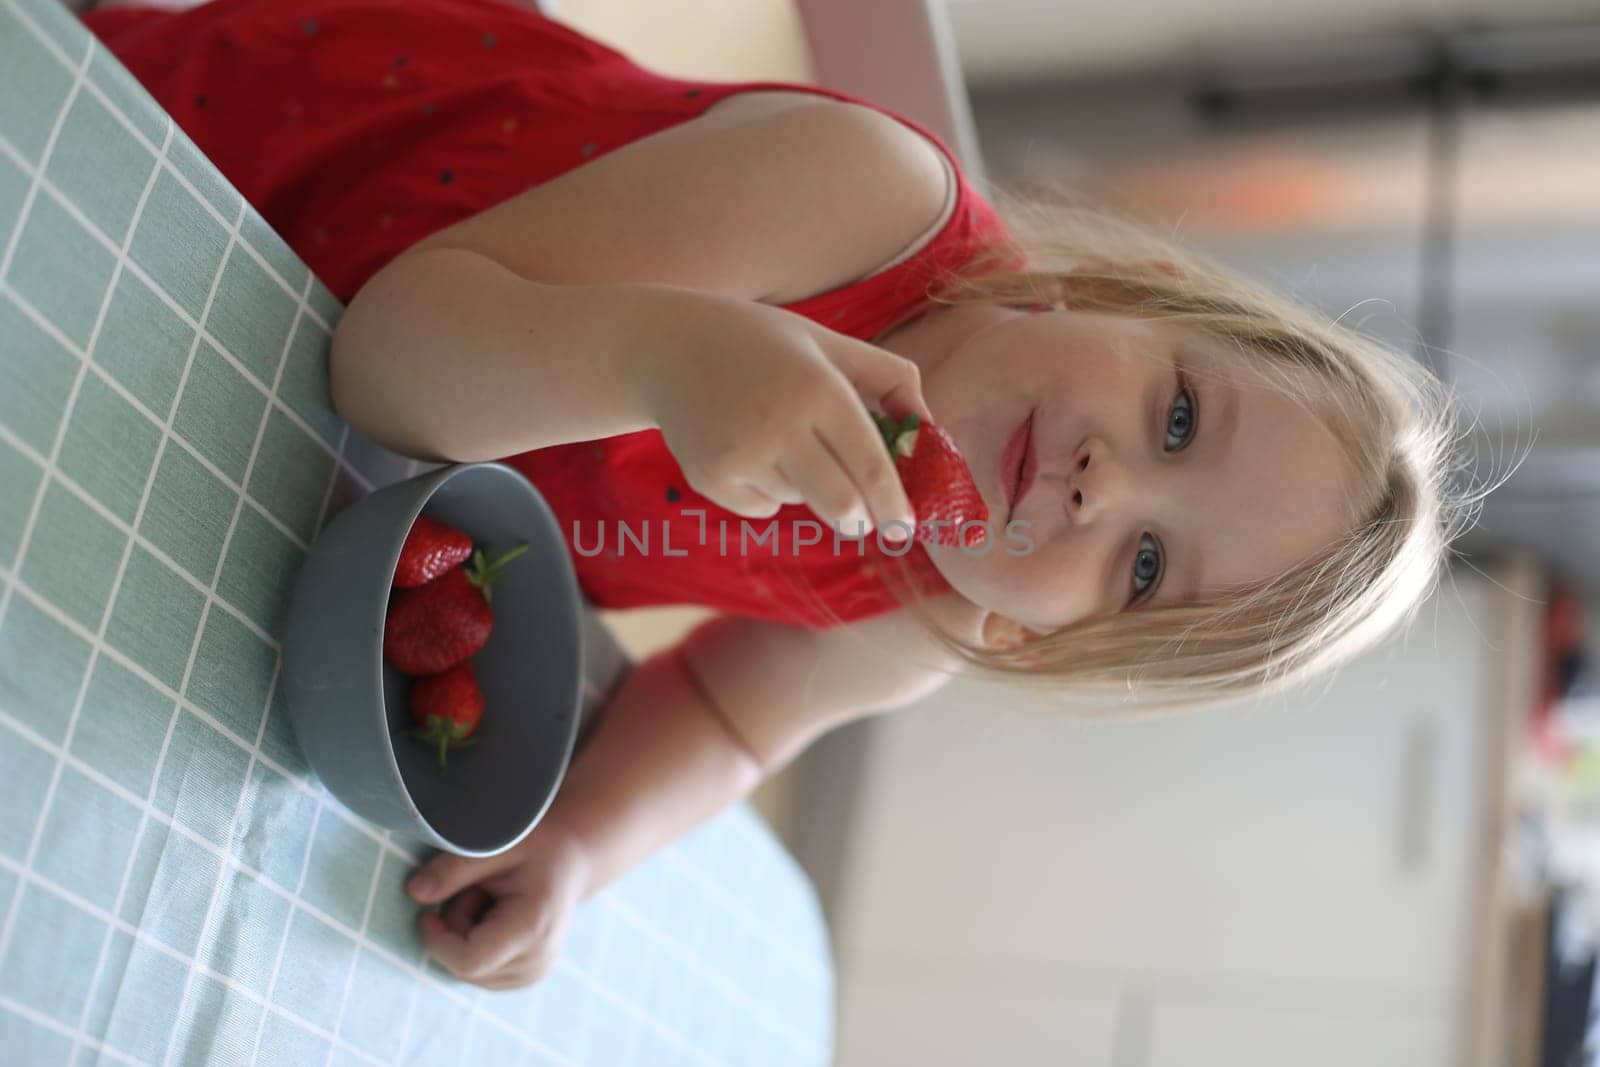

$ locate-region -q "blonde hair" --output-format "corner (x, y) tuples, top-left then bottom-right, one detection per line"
(866, 182), (1484, 714)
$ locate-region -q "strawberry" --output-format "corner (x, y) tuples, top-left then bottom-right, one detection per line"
(872, 413), (989, 547)
(383, 545), (528, 675)
(409, 661), (483, 769)
(393, 515), (473, 589)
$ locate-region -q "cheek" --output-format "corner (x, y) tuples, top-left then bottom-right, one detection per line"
(1059, 363), (1133, 416)
(1059, 331), (1154, 397)
(1006, 541), (1099, 622)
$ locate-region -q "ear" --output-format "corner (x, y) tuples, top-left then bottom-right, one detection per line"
(980, 611), (1043, 652)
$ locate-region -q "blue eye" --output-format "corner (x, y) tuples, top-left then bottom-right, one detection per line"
(1165, 381), (1196, 452)
(1131, 532), (1161, 601)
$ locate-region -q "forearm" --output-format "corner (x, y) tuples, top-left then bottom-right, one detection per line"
(329, 248), (729, 460)
(539, 644), (767, 900)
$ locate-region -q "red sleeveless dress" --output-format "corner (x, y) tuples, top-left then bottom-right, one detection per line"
(84, 0), (1021, 628)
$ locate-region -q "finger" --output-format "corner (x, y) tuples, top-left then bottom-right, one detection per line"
(440, 886), (494, 937)
(419, 892), (534, 981)
(419, 910), (478, 977)
(406, 849), (518, 906)
(742, 464), (805, 507)
(815, 412), (917, 540)
(475, 952), (546, 991)
(777, 442), (871, 534)
(831, 340), (933, 425)
(421, 906), (524, 982)
(711, 482), (782, 521)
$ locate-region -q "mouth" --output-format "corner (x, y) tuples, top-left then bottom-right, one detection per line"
(1002, 409), (1036, 522)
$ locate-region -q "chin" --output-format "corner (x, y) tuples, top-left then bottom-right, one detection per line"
(921, 549), (991, 605)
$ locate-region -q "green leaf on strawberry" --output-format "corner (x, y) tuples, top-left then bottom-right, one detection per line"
(409, 661), (484, 770)
(871, 412), (989, 547)
(383, 543), (530, 676)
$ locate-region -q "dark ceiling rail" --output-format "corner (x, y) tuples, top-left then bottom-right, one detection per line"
(1187, 21), (1600, 121)
(1185, 21), (1600, 381)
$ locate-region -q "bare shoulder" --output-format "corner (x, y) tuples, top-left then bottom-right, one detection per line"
(679, 592), (985, 773)
(662, 90), (955, 305)
(405, 89), (952, 306)
(812, 591), (985, 705)
(693, 90), (841, 126)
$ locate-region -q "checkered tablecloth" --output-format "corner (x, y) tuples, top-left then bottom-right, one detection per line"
(0, 0), (835, 1062)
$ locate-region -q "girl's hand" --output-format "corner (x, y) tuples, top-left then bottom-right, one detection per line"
(406, 825), (591, 990)
(639, 298), (931, 535)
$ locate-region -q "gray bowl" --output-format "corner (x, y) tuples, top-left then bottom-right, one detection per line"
(283, 462), (585, 857)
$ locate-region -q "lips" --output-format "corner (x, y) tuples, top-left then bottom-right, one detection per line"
(1001, 410), (1035, 521)
(1017, 418), (1037, 512)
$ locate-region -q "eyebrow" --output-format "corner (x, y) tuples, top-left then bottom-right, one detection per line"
(1175, 376), (1240, 602)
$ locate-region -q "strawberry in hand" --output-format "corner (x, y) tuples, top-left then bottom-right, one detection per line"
(872, 413), (989, 547)
(410, 661), (484, 769)
(383, 545), (528, 675)
(394, 515), (474, 589)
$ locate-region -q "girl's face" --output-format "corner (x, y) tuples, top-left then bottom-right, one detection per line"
(883, 305), (1357, 648)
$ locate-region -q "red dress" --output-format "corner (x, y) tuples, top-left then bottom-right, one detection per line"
(85, 0), (1021, 628)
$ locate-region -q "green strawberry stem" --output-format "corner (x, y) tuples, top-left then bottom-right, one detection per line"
(871, 412), (921, 458)
(410, 718), (477, 771)
(464, 543), (530, 606)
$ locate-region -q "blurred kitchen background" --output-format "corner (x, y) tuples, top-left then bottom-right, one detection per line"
(550, 1), (1599, 1064)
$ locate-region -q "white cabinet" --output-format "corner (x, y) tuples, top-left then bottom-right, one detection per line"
(840, 984), (1121, 1067)
(829, 570), (1510, 1066)
(1147, 1002), (1457, 1067)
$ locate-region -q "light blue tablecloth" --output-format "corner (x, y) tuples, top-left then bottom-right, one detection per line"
(0, 0), (835, 1061)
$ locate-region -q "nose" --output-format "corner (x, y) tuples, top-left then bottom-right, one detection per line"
(1065, 437), (1131, 525)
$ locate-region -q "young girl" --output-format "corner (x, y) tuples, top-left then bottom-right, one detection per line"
(84, 0), (1470, 991)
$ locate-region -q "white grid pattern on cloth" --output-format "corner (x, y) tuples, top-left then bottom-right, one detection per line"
(0, 0), (836, 1062)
